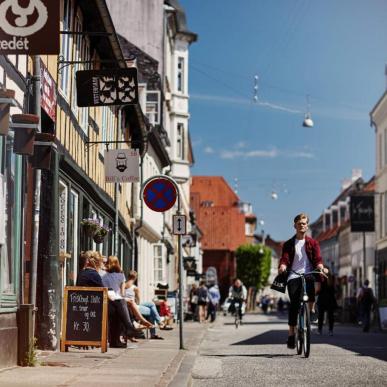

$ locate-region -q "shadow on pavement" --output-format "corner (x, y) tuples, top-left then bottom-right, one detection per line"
(204, 353), (295, 358)
(231, 328), (387, 362)
(223, 321), (288, 326)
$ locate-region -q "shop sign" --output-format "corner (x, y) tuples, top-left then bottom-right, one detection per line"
(59, 184), (68, 253)
(104, 149), (139, 183)
(350, 195), (375, 232)
(183, 256), (196, 271)
(76, 68), (138, 107)
(40, 59), (57, 121)
(0, 0), (59, 54)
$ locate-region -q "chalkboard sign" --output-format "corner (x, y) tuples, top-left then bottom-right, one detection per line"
(61, 286), (108, 352)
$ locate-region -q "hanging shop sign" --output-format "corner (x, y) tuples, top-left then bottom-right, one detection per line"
(183, 256), (196, 271)
(350, 194), (375, 232)
(104, 148), (139, 183)
(76, 68), (138, 107)
(40, 59), (57, 121)
(0, 0), (59, 54)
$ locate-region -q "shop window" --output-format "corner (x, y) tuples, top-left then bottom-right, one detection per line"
(154, 245), (163, 283)
(0, 135), (22, 306)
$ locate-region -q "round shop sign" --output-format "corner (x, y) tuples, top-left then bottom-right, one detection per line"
(143, 178), (177, 212)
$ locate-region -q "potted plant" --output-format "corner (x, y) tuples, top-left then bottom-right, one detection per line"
(12, 114), (39, 155)
(93, 224), (110, 244)
(80, 218), (101, 237)
(0, 89), (15, 136)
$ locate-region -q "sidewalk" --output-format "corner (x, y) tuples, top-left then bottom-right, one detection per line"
(0, 322), (208, 387)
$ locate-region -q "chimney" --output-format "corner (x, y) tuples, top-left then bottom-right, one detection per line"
(351, 168), (362, 182)
(341, 178), (352, 192)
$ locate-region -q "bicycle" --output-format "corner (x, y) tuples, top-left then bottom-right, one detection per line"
(289, 269), (327, 358)
(230, 299), (243, 328)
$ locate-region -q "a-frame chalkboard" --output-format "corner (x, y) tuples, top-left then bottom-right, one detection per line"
(61, 286), (108, 352)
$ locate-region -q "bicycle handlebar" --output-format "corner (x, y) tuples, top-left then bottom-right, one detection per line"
(288, 269), (328, 278)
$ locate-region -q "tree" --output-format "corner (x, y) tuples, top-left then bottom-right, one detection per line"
(236, 244), (272, 290)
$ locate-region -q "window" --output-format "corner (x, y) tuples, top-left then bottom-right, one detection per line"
(71, 10), (89, 132)
(60, 0), (72, 95)
(154, 245), (163, 283)
(100, 107), (108, 155)
(177, 57), (184, 92)
(380, 193), (384, 239)
(384, 128), (387, 166)
(176, 123), (184, 159)
(384, 193), (387, 237)
(68, 189), (79, 285)
(146, 91), (160, 125)
(0, 134), (22, 305)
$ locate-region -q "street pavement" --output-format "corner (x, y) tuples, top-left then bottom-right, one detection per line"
(0, 321), (207, 387)
(191, 312), (387, 387)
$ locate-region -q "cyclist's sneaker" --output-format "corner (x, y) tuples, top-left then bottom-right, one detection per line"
(310, 310), (318, 323)
(287, 335), (295, 349)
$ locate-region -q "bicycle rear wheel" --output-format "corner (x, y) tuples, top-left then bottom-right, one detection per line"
(296, 309), (303, 355)
(303, 304), (311, 358)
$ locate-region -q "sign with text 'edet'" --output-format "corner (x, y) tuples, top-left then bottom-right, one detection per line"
(350, 195), (375, 232)
(76, 69), (138, 107)
(0, 0), (59, 54)
(104, 149), (139, 183)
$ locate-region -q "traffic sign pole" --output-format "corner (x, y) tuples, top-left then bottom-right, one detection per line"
(140, 175), (184, 350)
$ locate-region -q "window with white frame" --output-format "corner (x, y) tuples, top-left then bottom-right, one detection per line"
(146, 90), (160, 125)
(177, 57), (184, 92)
(71, 10), (89, 132)
(154, 244), (163, 283)
(100, 106), (108, 155)
(176, 123), (184, 159)
(384, 128), (387, 166)
(60, 0), (72, 95)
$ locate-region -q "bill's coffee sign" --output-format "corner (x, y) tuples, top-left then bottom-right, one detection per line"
(76, 69), (138, 107)
(350, 194), (375, 232)
(0, 0), (59, 54)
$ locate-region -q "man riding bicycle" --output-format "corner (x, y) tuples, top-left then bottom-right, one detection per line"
(228, 278), (247, 321)
(278, 213), (326, 349)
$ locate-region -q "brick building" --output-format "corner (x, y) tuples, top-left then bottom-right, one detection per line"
(190, 176), (245, 298)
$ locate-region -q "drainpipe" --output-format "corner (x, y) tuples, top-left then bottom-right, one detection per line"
(29, 56), (41, 330)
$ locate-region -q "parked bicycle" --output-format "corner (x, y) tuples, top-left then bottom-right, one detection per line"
(289, 269), (328, 358)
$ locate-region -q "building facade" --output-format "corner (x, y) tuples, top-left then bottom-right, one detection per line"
(370, 89), (387, 302)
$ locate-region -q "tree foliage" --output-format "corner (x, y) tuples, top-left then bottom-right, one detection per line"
(236, 244), (272, 290)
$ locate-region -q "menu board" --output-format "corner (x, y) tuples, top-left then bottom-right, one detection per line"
(61, 287), (108, 352)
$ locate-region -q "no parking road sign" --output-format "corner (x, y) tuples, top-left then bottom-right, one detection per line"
(143, 177), (177, 212)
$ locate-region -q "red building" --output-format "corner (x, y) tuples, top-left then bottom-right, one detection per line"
(190, 176), (246, 298)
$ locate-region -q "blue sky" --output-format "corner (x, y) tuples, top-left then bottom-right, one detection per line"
(180, 0), (387, 241)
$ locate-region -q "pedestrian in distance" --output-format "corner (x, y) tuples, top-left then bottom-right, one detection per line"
(278, 213), (327, 349)
(317, 272), (337, 336)
(207, 284), (221, 322)
(189, 283), (199, 321)
(197, 280), (209, 323)
(357, 279), (376, 332)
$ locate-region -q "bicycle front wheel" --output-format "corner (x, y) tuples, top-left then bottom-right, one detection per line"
(296, 309), (303, 355)
(303, 304), (311, 358)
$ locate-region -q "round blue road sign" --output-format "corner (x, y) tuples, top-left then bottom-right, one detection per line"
(143, 178), (177, 212)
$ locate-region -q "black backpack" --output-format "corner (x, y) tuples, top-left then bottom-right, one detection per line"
(361, 288), (374, 306)
(197, 287), (208, 303)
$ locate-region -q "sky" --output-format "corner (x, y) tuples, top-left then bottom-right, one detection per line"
(180, 0), (387, 241)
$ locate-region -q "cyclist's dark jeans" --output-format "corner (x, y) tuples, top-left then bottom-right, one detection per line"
(229, 299), (243, 319)
(288, 277), (315, 326)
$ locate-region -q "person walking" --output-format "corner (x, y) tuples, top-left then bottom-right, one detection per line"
(317, 273), (337, 335)
(189, 284), (199, 321)
(197, 280), (209, 323)
(357, 279), (375, 332)
(207, 284), (220, 322)
(278, 213), (326, 349)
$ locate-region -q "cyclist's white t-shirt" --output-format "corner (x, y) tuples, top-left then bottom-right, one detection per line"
(287, 238), (313, 282)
